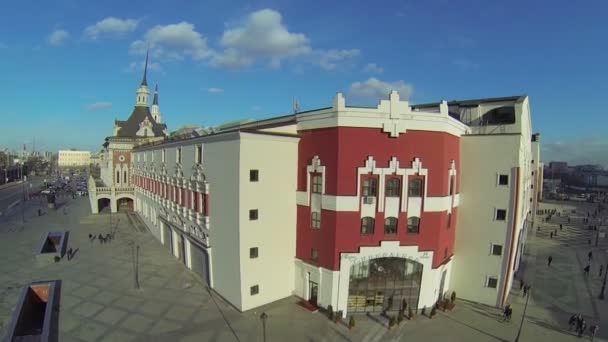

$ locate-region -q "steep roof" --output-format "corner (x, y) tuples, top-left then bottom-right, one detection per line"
(115, 106), (167, 137)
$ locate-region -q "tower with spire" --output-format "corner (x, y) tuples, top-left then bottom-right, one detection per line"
(135, 50), (151, 107)
(113, 49), (168, 138)
(151, 84), (162, 123)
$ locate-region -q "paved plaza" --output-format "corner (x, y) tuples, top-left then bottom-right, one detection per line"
(0, 196), (608, 341)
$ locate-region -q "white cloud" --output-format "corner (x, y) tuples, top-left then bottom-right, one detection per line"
(212, 9), (311, 69)
(207, 87), (224, 94)
(87, 101), (112, 111)
(319, 49), (360, 71)
(84, 17), (139, 40)
(363, 63), (384, 74)
(48, 29), (69, 46)
(130, 22), (212, 61)
(124, 60), (162, 73)
(349, 78), (414, 100)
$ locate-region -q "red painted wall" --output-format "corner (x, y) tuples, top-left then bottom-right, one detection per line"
(296, 127), (460, 271)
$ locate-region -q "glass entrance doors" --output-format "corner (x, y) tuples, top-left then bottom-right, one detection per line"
(347, 257), (423, 313)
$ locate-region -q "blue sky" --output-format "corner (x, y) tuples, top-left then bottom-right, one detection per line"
(1, 0), (607, 164)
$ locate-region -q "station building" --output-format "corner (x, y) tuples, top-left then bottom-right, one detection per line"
(122, 89), (541, 315)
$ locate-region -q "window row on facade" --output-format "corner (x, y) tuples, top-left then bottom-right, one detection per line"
(136, 145), (204, 165)
(134, 175), (207, 215)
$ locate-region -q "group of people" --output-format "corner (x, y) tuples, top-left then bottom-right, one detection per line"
(89, 232), (114, 244)
(569, 314), (599, 339)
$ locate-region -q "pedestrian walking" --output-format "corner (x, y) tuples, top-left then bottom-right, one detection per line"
(548, 256), (553, 267)
(560, 223), (563, 230)
(503, 304), (512, 322)
(584, 265), (591, 276)
(98, 233), (103, 244)
(550, 232), (554, 239)
(568, 314), (577, 331)
(590, 324), (599, 341)
(578, 320), (587, 338)
(589, 251), (593, 261)
(568, 217), (571, 223)
(523, 284), (528, 297)
(520, 279), (524, 291)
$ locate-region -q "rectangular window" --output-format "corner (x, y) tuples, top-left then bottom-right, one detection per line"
(491, 244), (503, 256)
(250, 285), (259, 295)
(447, 213), (452, 228)
(386, 178), (400, 197)
(311, 248), (319, 261)
(196, 145), (203, 164)
(177, 147), (182, 163)
(495, 209), (507, 221)
(498, 174), (509, 185)
(486, 277), (498, 289)
(249, 209), (258, 220)
(312, 175), (323, 193)
(162, 149), (166, 162)
(362, 178), (378, 197)
(250, 170), (259, 182)
(311, 211), (321, 229)
(408, 179), (423, 197)
(250, 247), (258, 259)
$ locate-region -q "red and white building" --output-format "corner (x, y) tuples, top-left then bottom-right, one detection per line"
(101, 83), (541, 316)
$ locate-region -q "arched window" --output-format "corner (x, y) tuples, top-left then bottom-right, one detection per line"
(407, 217), (420, 233)
(384, 217), (398, 234)
(408, 179), (422, 197)
(123, 171), (127, 184)
(361, 217), (375, 235)
(311, 211), (321, 229)
(116, 170), (120, 184)
(386, 178), (401, 197)
(362, 178), (378, 197)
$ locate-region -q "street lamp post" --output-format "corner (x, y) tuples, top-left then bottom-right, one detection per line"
(260, 312), (268, 342)
(599, 263), (608, 300)
(514, 289), (531, 342)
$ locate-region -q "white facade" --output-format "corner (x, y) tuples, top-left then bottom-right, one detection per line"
(132, 131), (299, 311)
(451, 96), (540, 307)
(58, 150), (91, 167)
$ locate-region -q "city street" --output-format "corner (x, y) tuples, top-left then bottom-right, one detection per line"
(0, 197), (607, 341)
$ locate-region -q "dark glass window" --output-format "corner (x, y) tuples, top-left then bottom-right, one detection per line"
(491, 245), (503, 256)
(250, 285), (259, 295)
(498, 174), (509, 185)
(311, 248), (319, 260)
(249, 209), (258, 220)
(386, 178), (401, 197)
(496, 209), (507, 221)
(250, 170), (259, 182)
(408, 179), (422, 197)
(384, 217), (398, 234)
(361, 217), (375, 235)
(250, 247), (258, 258)
(362, 178), (377, 196)
(487, 277), (498, 288)
(311, 211), (321, 229)
(407, 217), (420, 233)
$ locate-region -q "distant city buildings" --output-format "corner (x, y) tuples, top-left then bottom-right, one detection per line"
(58, 150), (91, 167)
